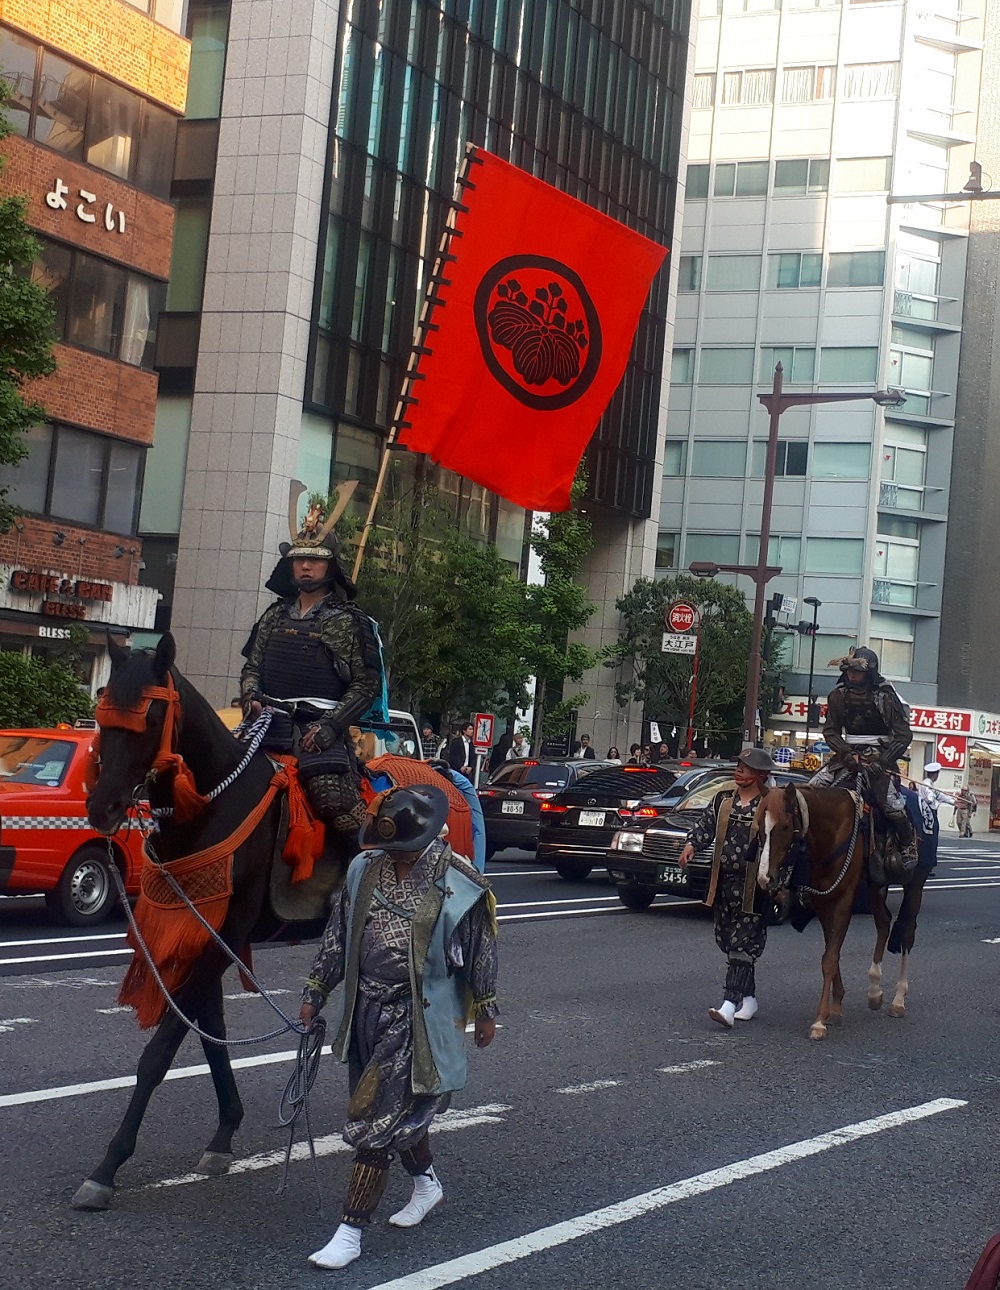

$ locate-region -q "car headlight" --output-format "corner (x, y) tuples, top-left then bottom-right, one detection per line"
(611, 831), (645, 852)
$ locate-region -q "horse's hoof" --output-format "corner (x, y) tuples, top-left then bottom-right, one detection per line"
(888, 1004), (906, 1019)
(194, 1151), (233, 1176)
(809, 1024), (827, 1041)
(827, 1012), (843, 1025)
(71, 1180), (115, 1210)
(868, 993), (884, 1011)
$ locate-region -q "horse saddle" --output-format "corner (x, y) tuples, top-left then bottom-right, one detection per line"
(268, 794), (343, 923)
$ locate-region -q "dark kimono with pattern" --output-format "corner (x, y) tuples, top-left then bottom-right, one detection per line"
(687, 789), (767, 1004)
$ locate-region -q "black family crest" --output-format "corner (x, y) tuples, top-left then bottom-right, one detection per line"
(473, 255), (603, 411)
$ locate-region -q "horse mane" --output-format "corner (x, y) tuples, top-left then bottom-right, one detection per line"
(761, 784), (794, 827)
(105, 649), (160, 710)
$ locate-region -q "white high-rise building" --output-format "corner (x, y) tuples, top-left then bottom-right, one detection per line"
(663, 0), (985, 736)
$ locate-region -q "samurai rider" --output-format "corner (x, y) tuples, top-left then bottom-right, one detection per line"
(809, 646), (917, 868)
(299, 785), (499, 1271)
(240, 493), (381, 844)
(678, 748), (776, 1028)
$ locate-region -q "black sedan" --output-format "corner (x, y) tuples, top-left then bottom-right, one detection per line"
(606, 769), (808, 908)
(536, 763), (681, 880)
(477, 758), (617, 859)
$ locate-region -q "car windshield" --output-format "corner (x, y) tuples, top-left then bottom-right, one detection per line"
(488, 762), (570, 788)
(0, 736), (76, 786)
(678, 775), (736, 812)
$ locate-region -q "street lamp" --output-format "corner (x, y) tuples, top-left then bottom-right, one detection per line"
(740, 364), (905, 747)
(802, 595), (822, 749)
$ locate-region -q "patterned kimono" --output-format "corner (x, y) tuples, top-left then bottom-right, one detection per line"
(687, 790), (767, 1005)
(302, 840), (498, 1156)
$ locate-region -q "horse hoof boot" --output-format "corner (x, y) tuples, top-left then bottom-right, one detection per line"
(195, 1151), (233, 1176)
(71, 1179), (115, 1210)
(809, 1023), (827, 1041)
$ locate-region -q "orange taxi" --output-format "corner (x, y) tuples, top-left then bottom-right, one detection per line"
(0, 722), (145, 926)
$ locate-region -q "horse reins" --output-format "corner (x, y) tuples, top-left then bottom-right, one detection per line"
(789, 790), (863, 898)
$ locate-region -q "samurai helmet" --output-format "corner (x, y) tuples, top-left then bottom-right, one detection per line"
(833, 645), (883, 685)
(265, 480), (359, 600)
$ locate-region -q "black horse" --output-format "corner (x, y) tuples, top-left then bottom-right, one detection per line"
(73, 632), (345, 1210)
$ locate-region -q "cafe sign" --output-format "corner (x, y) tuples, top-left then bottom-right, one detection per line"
(10, 569), (114, 621)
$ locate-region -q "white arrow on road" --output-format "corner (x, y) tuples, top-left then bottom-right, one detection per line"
(0, 1017), (36, 1033)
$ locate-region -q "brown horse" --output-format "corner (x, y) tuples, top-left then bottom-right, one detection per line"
(757, 785), (929, 1040)
(73, 632), (348, 1210)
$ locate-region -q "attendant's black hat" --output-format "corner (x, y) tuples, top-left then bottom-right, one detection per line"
(359, 785), (450, 853)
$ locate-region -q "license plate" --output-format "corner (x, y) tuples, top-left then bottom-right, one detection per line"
(501, 801), (524, 815)
(578, 810), (606, 827)
(659, 864), (687, 885)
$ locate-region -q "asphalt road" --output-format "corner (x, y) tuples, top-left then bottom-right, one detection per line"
(1, 837), (999, 1288)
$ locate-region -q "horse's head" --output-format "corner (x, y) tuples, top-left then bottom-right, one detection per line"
(756, 784), (804, 894)
(87, 633), (179, 835)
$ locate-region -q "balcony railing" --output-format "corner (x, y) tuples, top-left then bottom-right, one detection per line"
(893, 290), (939, 321)
(879, 481), (925, 511)
(872, 578), (917, 607)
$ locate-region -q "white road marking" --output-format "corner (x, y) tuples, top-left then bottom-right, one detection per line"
(149, 1104), (512, 1189)
(96, 1006), (130, 1015)
(224, 989), (290, 1000)
(0, 949), (133, 966)
(554, 1080), (622, 1095)
(0, 1017), (36, 1033)
(497, 907), (626, 923)
(982, 937), (1000, 945)
(500, 896), (621, 908)
(657, 1059), (719, 1075)
(0, 933), (126, 949)
(485, 870), (551, 877)
(0, 1045), (328, 1109)
(364, 1098), (966, 1290)
(945, 865), (1000, 871)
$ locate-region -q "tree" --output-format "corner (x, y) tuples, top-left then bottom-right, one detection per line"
(0, 652), (93, 727)
(0, 102), (58, 527)
(519, 472), (603, 747)
(608, 573), (753, 754)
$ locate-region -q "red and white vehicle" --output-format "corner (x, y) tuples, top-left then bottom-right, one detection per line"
(0, 722), (146, 926)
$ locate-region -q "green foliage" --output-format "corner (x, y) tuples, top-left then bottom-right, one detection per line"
(0, 651), (93, 727)
(520, 471), (602, 743)
(0, 107), (58, 527)
(608, 573), (753, 752)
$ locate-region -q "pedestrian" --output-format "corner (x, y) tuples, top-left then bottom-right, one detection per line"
(489, 729), (513, 772)
(447, 722), (475, 777)
(507, 730), (531, 760)
(641, 744), (652, 764)
(919, 761), (957, 824)
(301, 785), (498, 1270)
(678, 747), (778, 1027)
(419, 722), (439, 761)
(626, 743), (643, 765)
(606, 746), (621, 762)
(240, 501), (380, 844)
(955, 786), (977, 838)
(655, 742), (671, 762)
(571, 733), (596, 759)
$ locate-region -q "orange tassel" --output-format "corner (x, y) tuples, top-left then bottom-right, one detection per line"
(153, 751), (209, 823)
(272, 756), (325, 884)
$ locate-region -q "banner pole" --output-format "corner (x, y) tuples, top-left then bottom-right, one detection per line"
(351, 144), (481, 584)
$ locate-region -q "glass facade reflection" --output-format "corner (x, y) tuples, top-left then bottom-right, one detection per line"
(308, 0), (689, 519)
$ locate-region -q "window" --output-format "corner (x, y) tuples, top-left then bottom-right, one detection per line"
(767, 252), (822, 288)
(834, 157), (892, 192)
(843, 63), (900, 100)
(828, 251), (885, 287)
(699, 348), (755, 383)
(671, 348), (694, 384)
(693, 74), (716, 108)
(656, 531), (679, 570)
(812, 442), (872, 478)
(714, 160), (769, 196)
(678, 255), (702, 291)
(690, 440), (748, 476)
(869, 612), (914, 681)
(721, 69), (776, 107)
(746, 533), (802, 573)
(880, 432), (926, 509)
(811, 634), (859, 671)
(34, 237), (166, 369)
(759, 346), (815, 383)
(663, 441), (687, 475)
(0, 423), (144, 533)
(686, 164), (710, 199)
(894, 240), (940, 320)
(685, 533), (741, 565)
(166, 199), (212, 312)
(873, 533), (918, 605)
(186, 1), (231, 119)
(751, 440), (809, 476)
(805, 537), (865, 574)
(888, 326), (934, 414)
(819, 347), (879, 383)
(773, 158), (829, 195)
(0, 28), (177, 201)
(705, 254), (761, 290)
(782, 66), (835, 103)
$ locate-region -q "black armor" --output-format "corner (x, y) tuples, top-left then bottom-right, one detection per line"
(258, 616), (348, 704)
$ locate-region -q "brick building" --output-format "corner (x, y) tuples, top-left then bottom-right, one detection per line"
(0, 0), (189, 683)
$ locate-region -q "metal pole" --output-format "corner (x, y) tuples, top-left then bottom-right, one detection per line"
(743, 363), (784, 746)
(686, 608), (702, 753)
(804, 602), (819, 748)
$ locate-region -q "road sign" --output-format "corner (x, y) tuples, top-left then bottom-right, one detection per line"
(772, 745), (794, 766)
(662, 632), (697, 655)
(935, 733), (967, 771)
(780, 595), (797, 615)
(666, 601), (697, 632)
(473, 712), (495, 750)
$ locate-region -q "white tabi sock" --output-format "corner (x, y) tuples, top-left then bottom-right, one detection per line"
(708, 1000), (737, 1027)
(309, 1222), (363, 1269)
(734, 996), (758, 1021)
(389, 1167), (444, 1228)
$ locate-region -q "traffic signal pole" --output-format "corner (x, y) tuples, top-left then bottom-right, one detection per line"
(685, 607), (703, 754)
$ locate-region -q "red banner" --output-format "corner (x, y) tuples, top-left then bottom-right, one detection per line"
(398, 148), (668, 511)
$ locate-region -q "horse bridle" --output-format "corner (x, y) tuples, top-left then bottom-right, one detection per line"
(777, 789), (863, 899)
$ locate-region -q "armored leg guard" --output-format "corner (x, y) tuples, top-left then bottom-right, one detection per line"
(724, 955), (756, 1005)
(398, 1135), (433, 1177)
(307, 774), (369, 841)
(342, 1151), (390, 1228)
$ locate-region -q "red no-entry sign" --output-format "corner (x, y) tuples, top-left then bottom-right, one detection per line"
(666, 601), (697, 633)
